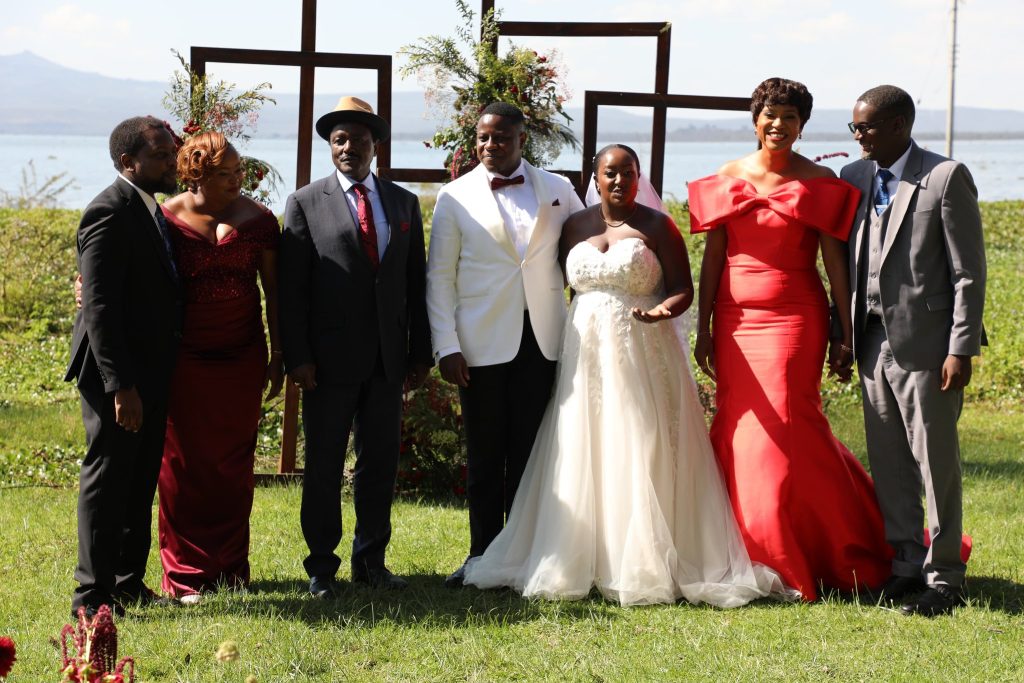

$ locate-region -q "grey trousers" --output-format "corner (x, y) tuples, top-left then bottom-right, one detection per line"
(857, 318), (966, 587)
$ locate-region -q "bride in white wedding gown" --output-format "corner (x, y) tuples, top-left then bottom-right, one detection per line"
(463, 145), (789, 607)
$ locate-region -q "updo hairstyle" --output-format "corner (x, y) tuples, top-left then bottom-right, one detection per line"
(177, 131), (235, 186)
(750, 77), (813, 127)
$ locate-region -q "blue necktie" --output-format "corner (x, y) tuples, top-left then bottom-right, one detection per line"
(153, 207), (179, 282)
(874, 169), (894, 215)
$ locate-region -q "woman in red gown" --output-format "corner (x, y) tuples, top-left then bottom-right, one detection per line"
(158, 132), (283, 601)
(687, 78), (891, 600)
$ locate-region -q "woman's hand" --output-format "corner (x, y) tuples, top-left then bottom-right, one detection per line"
(631, 304), (672, 323)
(265, 354), (285, 400)
(827, 340), (854, 383)
(694, 332), (716, 381)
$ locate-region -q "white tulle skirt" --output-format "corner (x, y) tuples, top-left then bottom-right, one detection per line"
(463, 288), (791, 607)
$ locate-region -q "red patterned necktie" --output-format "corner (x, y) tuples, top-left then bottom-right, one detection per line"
(352, 183), (379, 269)
(490, 175), (525, 191)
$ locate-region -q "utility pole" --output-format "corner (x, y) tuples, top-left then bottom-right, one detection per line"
(945, 0), (958, 158)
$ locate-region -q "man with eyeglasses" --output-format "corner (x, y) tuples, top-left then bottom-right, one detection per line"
(839, 85), (986, 617)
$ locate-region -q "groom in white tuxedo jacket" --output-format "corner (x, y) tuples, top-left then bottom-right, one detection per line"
(427, 102), (584, 586)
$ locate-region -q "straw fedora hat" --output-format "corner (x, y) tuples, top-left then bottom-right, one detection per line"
(315, 96), (390, 142)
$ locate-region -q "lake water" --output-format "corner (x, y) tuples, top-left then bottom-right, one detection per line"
(2, 134), (1021, 215)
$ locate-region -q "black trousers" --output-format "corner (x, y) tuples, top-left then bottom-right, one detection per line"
(460, 312), (557, 557)
(300, 365), (403, 580)
(72, 386), (168, 612)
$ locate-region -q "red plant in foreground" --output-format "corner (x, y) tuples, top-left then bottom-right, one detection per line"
(0, 636), (16, 679)
(60, 606), (135, 682)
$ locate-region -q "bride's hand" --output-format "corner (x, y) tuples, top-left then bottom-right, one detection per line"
(693, 332), (716, 381)
(631, 304), (672, 323)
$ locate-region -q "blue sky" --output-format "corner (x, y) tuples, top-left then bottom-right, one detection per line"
(3, 0), (1021, 115)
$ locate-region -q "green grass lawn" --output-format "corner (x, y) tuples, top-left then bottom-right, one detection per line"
(1, 402), (1022, 682)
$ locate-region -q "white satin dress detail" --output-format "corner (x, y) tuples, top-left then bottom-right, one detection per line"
(463, 237), (790, 607)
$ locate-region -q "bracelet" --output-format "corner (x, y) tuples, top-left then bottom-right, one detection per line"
(270, 350), (284, 357)
(837, 343), (853, 354)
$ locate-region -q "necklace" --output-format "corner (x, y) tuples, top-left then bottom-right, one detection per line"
(601, 203), (638, 228)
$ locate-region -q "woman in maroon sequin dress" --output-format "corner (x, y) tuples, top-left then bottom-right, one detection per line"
(157, 132), (283, 600)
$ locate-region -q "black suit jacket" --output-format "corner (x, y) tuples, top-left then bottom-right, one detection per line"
(279, 172), (431, 385)
(65, 178), (182, 397)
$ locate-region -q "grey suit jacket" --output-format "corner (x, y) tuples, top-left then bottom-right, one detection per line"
(279, 172), (431, 386)
(841, 141), (986, 371)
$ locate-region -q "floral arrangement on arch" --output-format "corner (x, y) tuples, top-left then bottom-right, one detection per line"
(162, 49), (282, 203)
(399, 0), (578, 179)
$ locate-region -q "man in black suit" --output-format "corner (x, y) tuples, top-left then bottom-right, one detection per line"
(280, 97), (432, 597)
(66, 116), (182, 618)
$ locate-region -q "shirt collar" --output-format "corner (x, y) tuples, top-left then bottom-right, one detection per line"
(117, 173), (159, 215)
(875, 141), (912, 180)
(337, 169), (377, 194)
(485, 160), (527, 183)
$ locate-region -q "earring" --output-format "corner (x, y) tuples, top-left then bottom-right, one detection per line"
(798, 132), (803, 139)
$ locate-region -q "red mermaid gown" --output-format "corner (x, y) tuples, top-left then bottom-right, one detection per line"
(158, 207), (279, 597)
(688, 175), (892, 600)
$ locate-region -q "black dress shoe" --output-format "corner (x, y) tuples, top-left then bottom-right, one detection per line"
(309, 576), (343, 600)
(873, 575), (926, 603)
(352, 567), (408, 590)
(70, 602), (124, 621)
(444, 558), (472, 589)
(900, 584), (966, 617)
(116, 586), (177, 610)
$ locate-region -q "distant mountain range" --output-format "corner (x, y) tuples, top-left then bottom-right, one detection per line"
(4, 51), (1024, 141)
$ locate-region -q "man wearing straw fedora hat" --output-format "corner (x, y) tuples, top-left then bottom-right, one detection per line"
(280, 96), (432, 598)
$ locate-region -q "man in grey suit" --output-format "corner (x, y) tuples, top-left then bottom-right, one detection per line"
(841, 85), (986, 617)
(280, 97), (432, 598)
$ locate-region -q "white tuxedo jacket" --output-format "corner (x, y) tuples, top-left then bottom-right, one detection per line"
(426, 161), (584, 366)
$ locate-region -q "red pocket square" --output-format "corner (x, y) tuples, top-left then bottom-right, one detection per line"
(400, 221), (410, 232)
(552, 198), (560, 206)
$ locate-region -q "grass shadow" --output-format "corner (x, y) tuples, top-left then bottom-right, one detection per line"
(197, 575), (627, 628)
(964, 575), (1024, 615)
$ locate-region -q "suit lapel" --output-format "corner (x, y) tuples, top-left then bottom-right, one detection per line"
(472, 165), (520, 262)
(523, 161), (552, 260)
(117, 178), (177, 285)
(881, 142), (923, 264)
(375, 174), (406, 272)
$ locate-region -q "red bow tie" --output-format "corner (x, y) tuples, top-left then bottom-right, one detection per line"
(490, 175), (525, 191)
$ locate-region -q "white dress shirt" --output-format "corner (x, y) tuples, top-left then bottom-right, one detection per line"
(337, 169), (390, 258)
(487, 160), (538, 261)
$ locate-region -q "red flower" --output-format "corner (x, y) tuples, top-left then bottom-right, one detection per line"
(0, 636), (16, 678)
(537, 55), (548, 63)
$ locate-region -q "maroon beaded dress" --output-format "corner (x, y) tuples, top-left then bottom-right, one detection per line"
(157, 206), (279, 597)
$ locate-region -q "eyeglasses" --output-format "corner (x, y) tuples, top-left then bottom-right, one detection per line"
(847, 117), (895, 134)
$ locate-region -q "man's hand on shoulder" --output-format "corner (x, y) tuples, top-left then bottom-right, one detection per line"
(941, 354), (973, 391)
(290, 363), (318, 391)
(439, 353), (470, 388)
(114, 386), (143, 432)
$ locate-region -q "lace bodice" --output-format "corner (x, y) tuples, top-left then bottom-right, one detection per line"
(566, 237), (663, 296)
